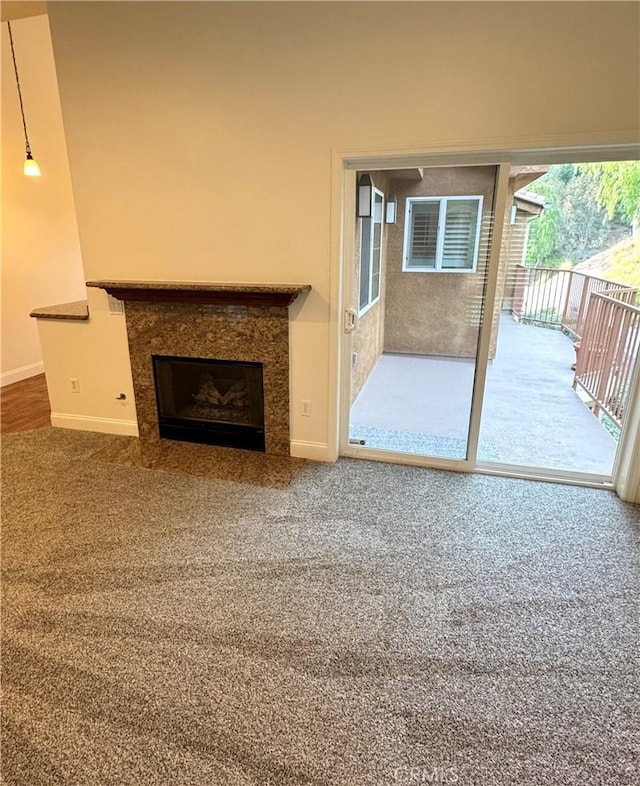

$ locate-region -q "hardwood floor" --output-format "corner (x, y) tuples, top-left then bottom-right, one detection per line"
(1, 374), (51, 434)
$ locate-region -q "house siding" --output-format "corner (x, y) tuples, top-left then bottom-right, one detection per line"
(383, 166), (496, 358)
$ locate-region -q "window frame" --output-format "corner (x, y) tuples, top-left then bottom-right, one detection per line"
(358, 188), (384, 315)
(402, 195), (484, 273)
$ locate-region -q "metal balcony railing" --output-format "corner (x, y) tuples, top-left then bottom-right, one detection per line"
(573, 292), (640, 428)
(511, 265), (639, 429)
(512, 265), (637, 339)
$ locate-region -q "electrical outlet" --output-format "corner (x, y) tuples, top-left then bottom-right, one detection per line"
(70, 378), (80, 394)
(300, 400), (312, 417)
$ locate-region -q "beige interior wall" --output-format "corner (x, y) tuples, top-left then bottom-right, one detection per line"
(0, 3), (48, 23)
(350, 173), (389, 403)
(384, 166), (496, 358)
(37, 289), (138, 433)
(615, 358), (640, 503)
(43, 1), (639, 458)
(1, 14), (85, 385)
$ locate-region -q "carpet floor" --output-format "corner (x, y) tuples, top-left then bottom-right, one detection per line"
(2, 428), (639, 785)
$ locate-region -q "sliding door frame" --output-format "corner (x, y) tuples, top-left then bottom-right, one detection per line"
(334, 142), (640, 489)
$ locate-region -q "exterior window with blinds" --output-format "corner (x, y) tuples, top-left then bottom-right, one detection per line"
(359, 190), (384, 313)
(402, 196), (483, 272)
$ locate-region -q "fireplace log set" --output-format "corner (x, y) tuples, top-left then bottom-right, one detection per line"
(153, 355), (265, 451)
(182, 374), (251, 424)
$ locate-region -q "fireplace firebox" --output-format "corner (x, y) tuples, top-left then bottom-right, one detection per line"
(152, 355), (265, 451)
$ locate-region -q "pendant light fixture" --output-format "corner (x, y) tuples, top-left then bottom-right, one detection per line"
(7, 21), (41, 177)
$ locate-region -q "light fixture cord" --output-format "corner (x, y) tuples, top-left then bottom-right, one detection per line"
(7, 21), (33, 156)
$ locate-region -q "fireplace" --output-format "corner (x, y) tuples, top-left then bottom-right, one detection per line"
(152, 355), (265, 451)
(85, 280), (311, 457)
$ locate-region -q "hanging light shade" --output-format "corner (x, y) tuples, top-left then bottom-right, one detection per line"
(356, 173), (373, 218)
(7, 21), (41, 178)
(24, 152), (41, 177)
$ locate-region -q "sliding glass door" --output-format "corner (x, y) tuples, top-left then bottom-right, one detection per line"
(345, 163), (505, 466)
(342, 154), (639, 486)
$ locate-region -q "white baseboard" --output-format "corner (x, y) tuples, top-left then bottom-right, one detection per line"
(290, 440), (335, 462)
(50, 412), (139, 436)
(1, 361), (45, 387)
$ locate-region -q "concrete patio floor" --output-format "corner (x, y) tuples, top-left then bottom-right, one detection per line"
(350, 315), (619, 475)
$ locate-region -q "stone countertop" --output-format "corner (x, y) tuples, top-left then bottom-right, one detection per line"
(86, 280), (311, 295)
(86, 280), (312, 307)
(30, 300), (89, 321)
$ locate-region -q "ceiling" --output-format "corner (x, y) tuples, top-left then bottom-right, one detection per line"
(1, 2), (48, 23)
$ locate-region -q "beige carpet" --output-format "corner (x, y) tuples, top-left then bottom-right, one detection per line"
(2, 427), (639, 785)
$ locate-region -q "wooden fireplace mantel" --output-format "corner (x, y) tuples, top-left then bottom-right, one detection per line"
(86, 280), (311, 308)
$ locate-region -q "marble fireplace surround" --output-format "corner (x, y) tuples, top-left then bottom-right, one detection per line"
(86, 281), (311, 457)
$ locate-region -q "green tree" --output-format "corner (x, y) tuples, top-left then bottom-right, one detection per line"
(581, 160), (640, 226)
(524, 179), (560, 266)
(525, 170), (565, 267)
(556, 169), (608, 260)
(525, 164), (616, 267)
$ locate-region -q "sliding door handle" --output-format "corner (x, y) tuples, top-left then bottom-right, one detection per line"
(344, 309), (358, 333)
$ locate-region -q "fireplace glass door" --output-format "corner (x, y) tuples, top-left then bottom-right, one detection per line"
(152, 355), (265, 451)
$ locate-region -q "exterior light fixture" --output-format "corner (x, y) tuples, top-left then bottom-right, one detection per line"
(356, 173), (373, 218)
(385, 194), (398, 224)
(7, 21), (41, 177)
